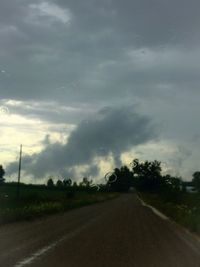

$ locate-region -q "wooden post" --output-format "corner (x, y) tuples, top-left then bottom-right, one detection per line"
(17, 144), (22, 199)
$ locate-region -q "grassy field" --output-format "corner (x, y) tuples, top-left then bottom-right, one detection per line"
(0, 184), (118, 224)
(140, 191), (200, 235)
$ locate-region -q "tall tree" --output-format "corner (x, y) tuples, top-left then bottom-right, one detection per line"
(47, 177), (54, 188)
(0, 165), (5, 185)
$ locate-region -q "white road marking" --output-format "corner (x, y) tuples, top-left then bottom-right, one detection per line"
(137, 195), (200, 255)
(137, 196), (168, 220)
(14, 217), (99, 267)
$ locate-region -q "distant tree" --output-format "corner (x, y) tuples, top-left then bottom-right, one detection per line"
(63, 179), (72, 187)
(0, 165), (5, 185)
(79, 177), (92, 187)
(47, 178), (54, 188)
(131, 159), (163, 191)
(192, 172), (200, 192)
(164, 175), (182, 191)
(73, 181), (78, 187)
(56, 179), (63, 188)
(108, 166), (133, 192)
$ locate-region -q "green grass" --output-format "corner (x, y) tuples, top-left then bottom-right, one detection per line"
(140, 192), (200, 234)
(0, 185), (119, 224)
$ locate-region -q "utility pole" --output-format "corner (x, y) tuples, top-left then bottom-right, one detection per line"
(17, 144), (22, 199)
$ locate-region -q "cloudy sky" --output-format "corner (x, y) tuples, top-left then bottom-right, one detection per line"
(0, 0), (200, 183)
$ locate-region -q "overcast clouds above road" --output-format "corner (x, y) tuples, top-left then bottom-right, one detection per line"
(0, 0), (200, 182)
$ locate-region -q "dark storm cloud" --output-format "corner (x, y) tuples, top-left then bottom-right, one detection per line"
(7, 106), (157, 178)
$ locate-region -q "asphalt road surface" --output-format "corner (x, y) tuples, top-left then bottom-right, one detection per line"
(1, 194), (200, 267)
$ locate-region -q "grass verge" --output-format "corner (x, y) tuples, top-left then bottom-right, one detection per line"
(139, 192), (200, 235)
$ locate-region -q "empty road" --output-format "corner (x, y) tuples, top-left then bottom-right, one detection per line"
(1, 194), (200, 267)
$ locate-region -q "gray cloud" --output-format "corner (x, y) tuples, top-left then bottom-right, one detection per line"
(57, 0), (200, 47)
(1, 0), (200, 180)
(7, 106), (157, 178)
(1, 0), (200, 104)
(2, 99), (94, 124)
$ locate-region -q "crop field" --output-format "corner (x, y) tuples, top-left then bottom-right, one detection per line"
(0, 184), (118, 224)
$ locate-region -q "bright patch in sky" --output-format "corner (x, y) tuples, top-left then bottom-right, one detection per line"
(29, 2), (72, 24)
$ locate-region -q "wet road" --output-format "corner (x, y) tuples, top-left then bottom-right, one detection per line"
(1, 194), (200, 267)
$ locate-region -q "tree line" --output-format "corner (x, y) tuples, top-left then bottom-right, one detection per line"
(1, 161), (200, 193)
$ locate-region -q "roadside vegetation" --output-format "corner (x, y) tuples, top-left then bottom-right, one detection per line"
(140, 191), (200, 234)
(130, 162), (200, 235)
(1, 161), (200, 233)
(106, 160), (200, 235)
(0, 180), (118, 224)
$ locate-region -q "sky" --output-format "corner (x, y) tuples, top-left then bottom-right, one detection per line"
(0, 0), (200, 183)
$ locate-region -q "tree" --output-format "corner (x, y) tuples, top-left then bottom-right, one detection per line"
(47, 177), (54, 188)
(0, 165), (5, 185)
(79, 177), (92, 187)
(63, 179), (72, 187)
(161, 174), (183, 203)
(73, 181), (78, 187)
(131, 159), (163, 191)
(56, 179), (63, 188)
(164, 175), (182, 191)
(192, 172), (200, 192)
(107, 166), (133, 192)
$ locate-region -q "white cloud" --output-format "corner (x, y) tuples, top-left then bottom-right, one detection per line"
(29, 2), (72, 25)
